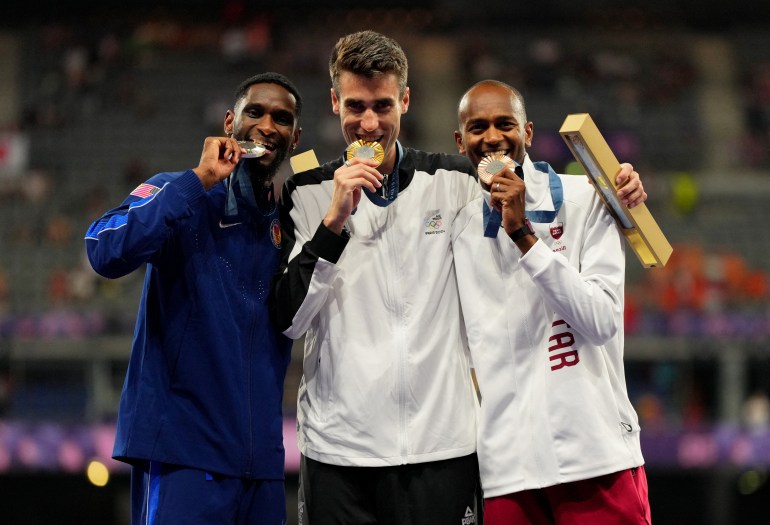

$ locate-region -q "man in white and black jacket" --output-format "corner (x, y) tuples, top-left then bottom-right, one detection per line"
(269, 31), (483, 525)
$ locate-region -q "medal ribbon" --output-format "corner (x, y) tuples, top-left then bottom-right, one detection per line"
(361, 141), (402, 207)
(224, 161), (275, 219)
(482, 161), (564, 238)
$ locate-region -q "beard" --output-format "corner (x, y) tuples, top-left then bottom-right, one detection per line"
(243, 147), (287, 187)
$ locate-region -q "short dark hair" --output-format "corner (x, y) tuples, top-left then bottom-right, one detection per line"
(234, 72), (303, 118)
(329, 31), (408, 97)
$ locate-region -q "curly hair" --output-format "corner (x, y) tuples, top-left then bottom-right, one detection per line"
(234, 72), (303, 118)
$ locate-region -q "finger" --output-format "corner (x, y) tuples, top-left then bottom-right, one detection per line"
(344, 157), (381, 168)
(338, 172), (381, 193)
(625, 189), (648, 209)
(354, 178), (380, 193)
(617, 176), (638, 195)
(222, 139), (241, 162)
(338, 163), (384, 186)
(615, 163), (634, 186)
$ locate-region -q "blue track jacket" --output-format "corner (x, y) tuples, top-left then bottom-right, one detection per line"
(85, 169), (291, 479)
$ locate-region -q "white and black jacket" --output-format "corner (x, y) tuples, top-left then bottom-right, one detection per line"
(271, 145), (480, 467)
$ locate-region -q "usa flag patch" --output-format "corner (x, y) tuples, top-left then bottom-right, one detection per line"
(130, 183), (160, 199)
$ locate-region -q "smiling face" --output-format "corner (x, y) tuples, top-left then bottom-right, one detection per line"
(454, 82), (533, 170)
(225, 82), (301, 179)
(331, 71), (409, 174)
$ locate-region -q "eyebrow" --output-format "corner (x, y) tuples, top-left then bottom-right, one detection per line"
(243, 103), (296, 119)
(464, 117), (491, 126)
(344, 97), (395, 106)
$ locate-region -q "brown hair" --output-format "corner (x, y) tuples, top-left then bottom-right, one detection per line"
(329, 30), (408, 97)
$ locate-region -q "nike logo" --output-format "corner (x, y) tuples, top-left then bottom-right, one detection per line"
(219, 219), (243, 229)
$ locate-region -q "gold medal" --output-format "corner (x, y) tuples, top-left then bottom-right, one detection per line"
(346, 140), (385, 167)
(477, 154), (514, 185)
(238, 141), (266, 158)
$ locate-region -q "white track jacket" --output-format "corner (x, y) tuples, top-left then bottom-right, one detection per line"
(271, 146), (480, 467)
(452, 155), (644, 498)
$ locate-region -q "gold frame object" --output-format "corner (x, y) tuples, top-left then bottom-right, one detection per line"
(289, 150), (320, 174)
(559, 113), (672, 268)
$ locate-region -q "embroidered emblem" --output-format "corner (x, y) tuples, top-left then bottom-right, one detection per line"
(550, 221), (563, 240)
(130, 183), (160, 199)
(270, 218), (281, 248)
(423, 210), (446, 235)
(218, 219), (242, 229)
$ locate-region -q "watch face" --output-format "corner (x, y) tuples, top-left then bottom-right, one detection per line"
(510, 220), (535, 242)
(477, 154), (515, 185)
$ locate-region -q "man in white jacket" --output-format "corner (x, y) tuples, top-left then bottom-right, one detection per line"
(452, 80), (652, 524)
(271, 31), (482, 524)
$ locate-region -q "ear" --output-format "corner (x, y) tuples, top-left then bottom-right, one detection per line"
(331, 88), (340, 114)
(291, 127), (302, 151)
(224, 110), (235, 136)
(524, 121), (534, 149)
(454, 130), (466, 155)
(401, 86), (410, 113)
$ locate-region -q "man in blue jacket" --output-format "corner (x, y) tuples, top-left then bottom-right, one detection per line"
(85, 72), (302, 525)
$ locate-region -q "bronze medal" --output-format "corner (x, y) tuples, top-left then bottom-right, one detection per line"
(477, 154), (514, 185)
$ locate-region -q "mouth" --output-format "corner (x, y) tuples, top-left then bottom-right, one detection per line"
(482, 149), (510, 158)
(356, 134), (384, 144)
(252, 139), (278, 153)
(241, 139), (278, 158)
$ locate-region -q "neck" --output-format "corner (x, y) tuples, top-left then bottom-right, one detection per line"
(244, 167), (274, 189)
(380, 142), (399, 175)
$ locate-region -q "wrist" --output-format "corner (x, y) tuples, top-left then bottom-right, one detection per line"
(323, 215), (347, 236)
(508, 219), (534, 243)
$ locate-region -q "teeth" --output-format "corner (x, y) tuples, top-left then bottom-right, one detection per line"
(483, 149), (508, 158)
(483, 150), (508, 158)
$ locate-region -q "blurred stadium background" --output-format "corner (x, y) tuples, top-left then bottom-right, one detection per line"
(2, 1), (770, 523)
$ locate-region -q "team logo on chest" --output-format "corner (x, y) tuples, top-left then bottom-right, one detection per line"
(423, 209), (446, 235)
(270, 219), (281, 249)
(550, 221), (564, 240)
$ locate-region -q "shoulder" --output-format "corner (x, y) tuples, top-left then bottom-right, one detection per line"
(453, 195), (485, 237)
(124, 170), (195, 200)
(136, 170), (189, 188)
(558, 173), (596, 200)
(284, 159), (340, 193)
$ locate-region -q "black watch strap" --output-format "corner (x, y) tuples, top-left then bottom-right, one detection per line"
(508, 220), (534, 242)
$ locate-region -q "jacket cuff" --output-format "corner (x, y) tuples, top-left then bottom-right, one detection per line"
(175, 170), (207, 202)
(309, 222), (349, 264)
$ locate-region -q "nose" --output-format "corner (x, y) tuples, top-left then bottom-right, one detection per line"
(361, 108), (378, 132)
(255, 115), (277, 136)
(484, 125), (503, 145)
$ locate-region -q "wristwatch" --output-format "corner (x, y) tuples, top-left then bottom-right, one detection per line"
(508, 219), (534, 242)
